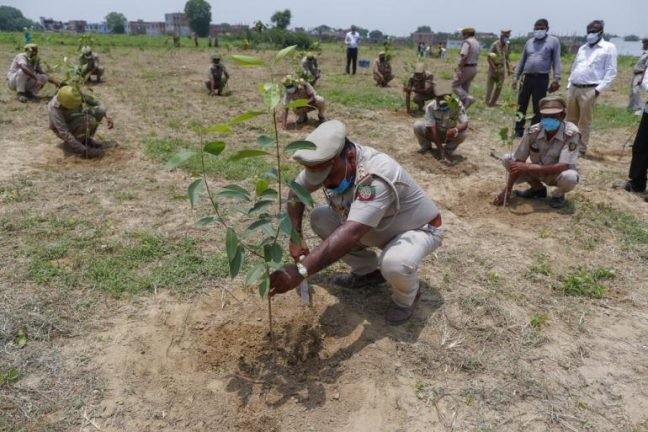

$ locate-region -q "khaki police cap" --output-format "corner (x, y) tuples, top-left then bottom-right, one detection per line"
(414, 63), (425, 74)
(642, 38), (648, 43)
(24, 43), (38, 51)
(539, 95), (567, 114)
(460, 27), (476, 34)
(501, 29), (512, 36)
(434, 81), (452, 96)
(293, 120), (346, 184)
(211, 52), (221, 60)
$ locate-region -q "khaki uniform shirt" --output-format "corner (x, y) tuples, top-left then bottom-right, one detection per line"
(80, 54), (99, 71)
(514, 122), (580, 168)
(296, 144), (440, 247)
(301, 57), (319, 76)
(47, 94), (104, 147)
(208, 63), (229, 82)
(460, 37), (480, 65)
(633, 50), (648, 74)
(422, 100), (469, 131)
(282, 82), (316, 104)
(407, 71), (434, 92)
(488, 39), (511, 74)
(7, 53), (43, 78)
(373, 58), (392, 76)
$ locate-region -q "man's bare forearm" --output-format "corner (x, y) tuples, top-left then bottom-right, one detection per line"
(287, 190), (305, 235)
(302, 221), (370, 276)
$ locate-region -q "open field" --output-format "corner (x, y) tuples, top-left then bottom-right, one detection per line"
(1, 38), (648, 432)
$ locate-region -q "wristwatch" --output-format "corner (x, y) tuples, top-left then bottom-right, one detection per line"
(296, 262), (309, 278)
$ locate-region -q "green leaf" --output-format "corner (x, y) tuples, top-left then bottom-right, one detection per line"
(255, 179), (269, 196)
(204, 141), (226, 156)
(274, 45), (297, 63)
(195, 215), (219, 226)
(285, 98), (310, 109)
(278, 212), (292, 235)
(259, 188), (278, 199)
(229, 111), (265, 125)
(229, 246), (244, 279)
(187, 179), (204, 209)
(258, 274), (270, 298)
(164, 151), (196, 169)
(284, 140), (317, 153)
(265, 167), (279, 180)
(206, 123), (232, 134)
(499, 128), (509, 143)
(259, 82), (281, 111)
(248, 200), (274, 213)
(288, 180), (315, 207)
(15, 330), (27, 348)
(245, 263), (266, 286)
(226, 228), (239, 260)
(231, 54), (267, 67)
(270, 243), (283, 263)
(257, 135), (275, 148)
(229, 149), (272, 161)
(246, 218), (272, 234)
(217, 185), (251, 201)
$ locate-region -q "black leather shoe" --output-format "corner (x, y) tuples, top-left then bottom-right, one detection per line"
(514, 186), (547, 199)
(549, 196), (566, 209)
(385, 289), (421, 325)
(332, 270), (385, 289)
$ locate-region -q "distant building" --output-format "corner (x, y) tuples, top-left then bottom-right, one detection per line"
(85, 22), (109, 34)
(40, 17), (64, 32)
(65, 20), (87, 33)
(165, 13), (191, 36)
(128, 20), (166, 36)
(209, 23), (248, 36)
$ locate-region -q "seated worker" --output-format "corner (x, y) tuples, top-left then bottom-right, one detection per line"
(413, 82), (469, 161)
(7, 44), (59, 102)
(301, 52), (321, 86)
(281, 75), (326, 129)
(268, 120), (445, 325)
(48, 86), (116, 159)
(494, 96), (580, 209)
(205, 53), (229, 96)
(372, 51), (394, 87)
(79, 46), (104, 83)
(404, 63), (435, 113)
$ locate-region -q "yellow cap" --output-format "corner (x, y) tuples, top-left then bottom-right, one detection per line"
(24, 43), (38, 52)
(56, 86), (83, 109)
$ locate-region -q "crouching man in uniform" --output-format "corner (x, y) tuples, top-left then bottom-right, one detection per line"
(494, 96), (580, 209)
(269, 120), (445, 325)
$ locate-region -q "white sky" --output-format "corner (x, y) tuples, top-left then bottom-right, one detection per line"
(5, 0), (647, 37)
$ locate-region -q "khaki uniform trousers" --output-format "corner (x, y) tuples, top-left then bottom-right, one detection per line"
(7, 69), (48, 94)
(310, 206), (445, 307)
(373, 71), (394, 86)
(413, 121), (467, 154)
(294, 96), (326, 117)
(452, 65), (477, 105)
(485, 67), (505, 106)
(412, 93), (434, 110)
(53, 108), (107, 144)
(566, 86), (597, 153)
(502, 153), (579, 197)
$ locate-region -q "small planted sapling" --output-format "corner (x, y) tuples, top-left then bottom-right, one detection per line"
(166, 45), (315, 342)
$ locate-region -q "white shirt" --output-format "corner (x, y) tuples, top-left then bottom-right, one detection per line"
(345, 31), (360, 48)
(567, 39), (617, 93)
(642, 72), (648, 92)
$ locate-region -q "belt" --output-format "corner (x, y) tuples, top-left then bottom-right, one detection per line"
(429, 214), (442, 228)
(523, 73), (549, 77)
(572, 83), (598, 88)
(464, 63), (477, 67)
(635, 71), (646, 75)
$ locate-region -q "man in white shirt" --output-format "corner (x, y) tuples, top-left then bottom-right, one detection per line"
(628, 38), (648, 114)
(345, 25), (361, 75)
(621, 72), (648, 200)
(566, 20), (617, 156)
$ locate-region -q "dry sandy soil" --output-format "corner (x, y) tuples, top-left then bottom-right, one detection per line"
(1, 41), (648, 432)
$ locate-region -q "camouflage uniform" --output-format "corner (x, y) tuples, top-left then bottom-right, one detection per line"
(413, 99), (469, 153)
(407, 71), (435, 110)
(372, 57), (394, 86)
(79, 52), (104, 82)
(48, 93), (108, 154)
(485, 38), (511, 106)
(205, 63), (230, 95)
(301, 56), (321, 86)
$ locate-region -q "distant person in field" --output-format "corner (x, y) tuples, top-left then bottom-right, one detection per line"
(628, 38), (648, 114)
(452, 27), (480, 109)
(79, 46), (104, 83)
(417, 42), (425, 57)
(485, 30), (512, 107)
(281, 75), (326, 129)
(413, 81), (469, 162)
(618, 70), (648, 200)
(566, 19), (617, 156)
(172, 33), (180, 48)
(494, 96), (580, 209)
(205, 53), (229, 96)
(345, 25), (361, 75)
(404, 63), (435, 113)
(372, 52), (394, 87)
(48, 86), (116, 159)
(268, 120), (445, 325)
(7, 44), (59, 102)
(512, 18), (561, 138)
(301, 52), (321, 86)
(23, 27), (32, 44)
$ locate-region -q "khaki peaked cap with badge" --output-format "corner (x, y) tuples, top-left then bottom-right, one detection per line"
(293, 120), (346, 184)
(539, 95), (567, 114)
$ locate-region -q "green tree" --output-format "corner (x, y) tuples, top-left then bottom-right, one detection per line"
(270, 9), (291, 30)
(415, 25), (432, 33)
(184, 0), (212, 37)
(355, 26), (369, 38)
(624, 34), (639, 42)
(0, 6), (34, 31)
(105, 12), (127, 34)
(369, 30), (384, 42)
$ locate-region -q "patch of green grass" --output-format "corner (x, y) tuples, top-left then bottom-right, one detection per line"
(116, 191), (137, 202)
(529, 312), (549, 331)
(574, 200), (648, 251)
(0, 368), (21, 386)
(0, 177), (35, 203)
(558, 267), (616, 299)
(528, 254), (552, 277)
(593, 104), (638, 129)
(321, 75), (403, 110)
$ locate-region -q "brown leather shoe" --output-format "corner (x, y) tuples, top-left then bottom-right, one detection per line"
(385, 289), (421, 325)
(332, 269), (385, 289)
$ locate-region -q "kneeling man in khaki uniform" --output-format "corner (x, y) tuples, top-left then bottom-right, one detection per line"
(494, 96), (580, 209)
(269, 120), (445, 325)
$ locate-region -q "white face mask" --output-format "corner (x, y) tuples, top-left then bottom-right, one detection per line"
(586, 32), (601, 44)
(286, 87), (296, 94)
(534, 30), (547, 40)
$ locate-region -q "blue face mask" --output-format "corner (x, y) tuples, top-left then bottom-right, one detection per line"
(327, 159), (355, 194)
(438, 103), (449, 112)
(540, 117), (561, 132)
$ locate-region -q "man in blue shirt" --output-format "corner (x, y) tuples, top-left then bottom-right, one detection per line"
(512, 19), (561, 137)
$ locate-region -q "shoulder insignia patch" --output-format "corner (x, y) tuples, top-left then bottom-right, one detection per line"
(568, 141), (577, 152)
(356, 185), (376, 201)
